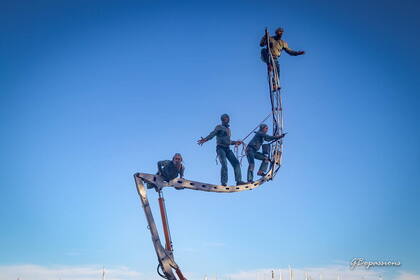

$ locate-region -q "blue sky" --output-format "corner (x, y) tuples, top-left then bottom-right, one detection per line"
(1, 0), (419, 279)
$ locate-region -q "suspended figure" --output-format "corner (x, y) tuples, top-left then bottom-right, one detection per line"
(197, 114), (246, 186)
(260, 27), (305, 91)
(246, 124), (285, 183)
(147, 153), (185, 189)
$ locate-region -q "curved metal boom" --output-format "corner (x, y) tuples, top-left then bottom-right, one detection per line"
(133, 163), (281, 279)
(133, 28), (286, 280)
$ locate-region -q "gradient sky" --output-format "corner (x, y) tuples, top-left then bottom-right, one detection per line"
(1, 0), (419, 279)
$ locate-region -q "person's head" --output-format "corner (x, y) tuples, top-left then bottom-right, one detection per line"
(275, 27), (284, 38)
(172, 153), (183, 166)
(259, 123), (269, 133)
(220, 113), (230, 125)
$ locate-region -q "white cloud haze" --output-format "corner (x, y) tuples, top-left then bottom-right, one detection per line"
(225, 265), (420, 280)
(1, 264), (419, 280)
(0, 265), (141, 280)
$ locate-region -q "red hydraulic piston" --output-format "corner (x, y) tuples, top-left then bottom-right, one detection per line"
(175, 267), (187, 280)
(158, 196), (173, 251)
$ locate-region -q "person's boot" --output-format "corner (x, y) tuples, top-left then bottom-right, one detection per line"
(272, 84), (281, 91)
(247, 176), (254, 183)
(236, 181), (247, 186)
(257, 171), (267, 177)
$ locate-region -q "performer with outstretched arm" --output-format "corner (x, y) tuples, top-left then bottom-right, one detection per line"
(246, 124), (285, 183)
(260, 27), (305, 90)
(198, 114), (246, 186)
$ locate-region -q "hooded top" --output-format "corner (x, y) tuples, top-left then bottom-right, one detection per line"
(247, 130), (277, 151)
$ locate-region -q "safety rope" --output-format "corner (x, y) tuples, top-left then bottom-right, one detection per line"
(241, 112), (272, 142)
(234, 112), (273, 166)
(210, 29), (285, 177)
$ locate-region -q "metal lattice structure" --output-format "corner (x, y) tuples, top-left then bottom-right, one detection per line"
(133, 28), (284, 280)
(265, 27), (285, 178)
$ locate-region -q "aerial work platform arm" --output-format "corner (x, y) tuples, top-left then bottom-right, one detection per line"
(133, 160), (282, 280)
(134, 174), (184, 280)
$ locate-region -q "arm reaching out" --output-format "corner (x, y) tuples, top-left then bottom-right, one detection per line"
(283, 41), (305, 56)
(198, 126), (220, 145)
(197, 137), (207, 145)
(264, 133), (287, 142)
(276, 133), (287, 139)
(231, 140), (244, 146)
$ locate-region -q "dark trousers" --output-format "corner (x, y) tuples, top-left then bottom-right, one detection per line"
(216, 146), (242, 185)
(147, 171), (176, 190)
(246, 147), (270, 182)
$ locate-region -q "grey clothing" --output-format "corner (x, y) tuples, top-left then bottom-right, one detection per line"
(247, 131), (278, 151)
(204, 124), (236, 148)
(157, 160), (184, 181)
(246, 131), (278, 182)
(217, 146), (242, 185)
(203, 122), (243, 184)
(259, 35), (301, 58)
(246, 147), (270, 182)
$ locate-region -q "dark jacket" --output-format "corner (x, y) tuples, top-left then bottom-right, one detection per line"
(204, 124), (236, 148)
(247, 131), (277, 151)
(157, 160), (184, 181)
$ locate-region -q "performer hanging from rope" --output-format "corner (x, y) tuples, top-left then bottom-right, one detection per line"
(147, 153), (185, 189)
(197, 114), (246, 186)
(246, 124), (285, 183)
(260, 27), (305, 90)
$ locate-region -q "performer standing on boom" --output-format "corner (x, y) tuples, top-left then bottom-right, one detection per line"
(260, 27), (305, 90)
(197, 114), (246, 186)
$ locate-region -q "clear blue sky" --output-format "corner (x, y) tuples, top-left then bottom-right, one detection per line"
(1, 0), (419, 279)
